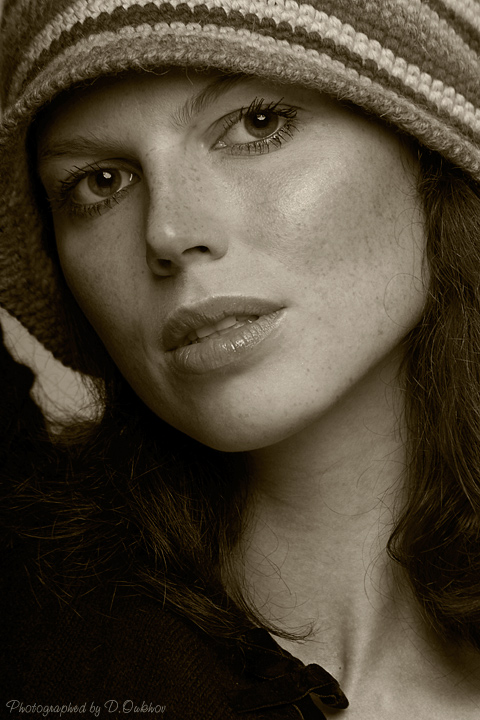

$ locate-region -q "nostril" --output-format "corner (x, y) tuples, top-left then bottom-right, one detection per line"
(181, 245), (210, 256)
(147, 243), (216, 275)
(186, 245), (209, 254)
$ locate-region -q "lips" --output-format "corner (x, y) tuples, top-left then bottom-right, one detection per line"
(184, 315), (259, 346)
(163, 297), (283, 351)
(162, 297), (286, 374)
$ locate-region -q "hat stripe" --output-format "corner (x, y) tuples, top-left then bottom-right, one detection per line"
(2, 0), (480, 365)
(432, 0), (480, 34)
(424, 0), (480, 50)
(13, 5), (480, 105)
(8, 0), (480, 115)
(8, 0), (480, 47)
(6, 0), (480, 83)
(9, 13), (480, 148)
(7, 20), (480, 172)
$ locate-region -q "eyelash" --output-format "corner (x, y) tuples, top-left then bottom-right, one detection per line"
(51, 99), (299, 218)
(49, 163), (135, 218)
(217, 97), (299, 156)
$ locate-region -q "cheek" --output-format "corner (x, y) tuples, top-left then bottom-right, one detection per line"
(49, 129), (426, 454)
(55, 218), (145, 355)
(243, 144), (423, 293)
(238, 138), (426, 377)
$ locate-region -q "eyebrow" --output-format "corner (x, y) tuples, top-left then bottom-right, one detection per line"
(171, 72), (254, 128)
(38, 135), (131, 161)
(38, 73), (255, 161)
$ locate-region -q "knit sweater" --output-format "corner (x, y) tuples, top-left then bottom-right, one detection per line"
(1, 543), (350, 720)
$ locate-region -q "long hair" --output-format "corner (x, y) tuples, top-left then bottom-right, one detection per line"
(389, 148), (480, 649)
(4, 145), (480, 648)
(1, 343), (257, 638)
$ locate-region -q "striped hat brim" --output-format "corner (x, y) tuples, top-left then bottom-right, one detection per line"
(1, 0), (480, 368)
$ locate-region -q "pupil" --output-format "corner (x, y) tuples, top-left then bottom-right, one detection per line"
(244, 111), (279, 139)
(96, 171), (114, 188)
(253, 113), (269, 128)
(87, 169), (122, 198)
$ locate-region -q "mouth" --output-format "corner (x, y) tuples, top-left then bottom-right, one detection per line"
(180, 315), (260, 348)
(163, 297), (284, 352)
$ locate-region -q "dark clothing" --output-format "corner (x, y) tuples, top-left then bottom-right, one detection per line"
(0, 324), (347, 719)
(1, 548), (347, 720)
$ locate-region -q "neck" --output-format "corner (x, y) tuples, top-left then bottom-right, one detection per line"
(235, 353), (479, 706)
(240, 352), (406, 646)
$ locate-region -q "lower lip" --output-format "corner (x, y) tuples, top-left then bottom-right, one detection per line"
(167, 310), (285, 374)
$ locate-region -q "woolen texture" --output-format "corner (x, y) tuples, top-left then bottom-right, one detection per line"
(1, 0), (480, 367)
(0, 545), (348, 719)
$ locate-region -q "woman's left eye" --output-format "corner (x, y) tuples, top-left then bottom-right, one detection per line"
(213, 100), (299, 156)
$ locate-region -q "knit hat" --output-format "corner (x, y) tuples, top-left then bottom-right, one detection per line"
(1, 0), (480, 370)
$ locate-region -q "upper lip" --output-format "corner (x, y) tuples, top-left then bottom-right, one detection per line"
(163, 296), (284, 350)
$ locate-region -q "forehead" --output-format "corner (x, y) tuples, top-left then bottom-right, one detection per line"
(37, 69), (251, 134)
(35, 69), (343, 168)
(35, 69), (277, 162)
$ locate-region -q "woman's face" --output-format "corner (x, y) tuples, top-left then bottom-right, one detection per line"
(38, 70), (426, 451)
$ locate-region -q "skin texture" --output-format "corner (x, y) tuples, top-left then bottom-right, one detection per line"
(38, 70), (480, 717)
(39, 70), (425, 453)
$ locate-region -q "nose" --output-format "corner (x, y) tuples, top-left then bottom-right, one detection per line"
(144, 170), (229, 277)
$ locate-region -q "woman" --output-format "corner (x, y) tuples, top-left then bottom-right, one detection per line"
(1, 0), (480, 717)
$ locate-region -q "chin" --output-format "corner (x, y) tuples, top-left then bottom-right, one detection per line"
(174, 415), (300, 454)
(171, 424), (262, 453)
(196, 434), (266, 453)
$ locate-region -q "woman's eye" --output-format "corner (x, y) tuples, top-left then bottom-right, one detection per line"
(213, 102), (299, 156)
(224, 111), (285, 143)
(70, 168), (139, 205)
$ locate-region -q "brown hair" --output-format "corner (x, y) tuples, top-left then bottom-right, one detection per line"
(390, 148), (480, 649)
(4, 146), (480, 648)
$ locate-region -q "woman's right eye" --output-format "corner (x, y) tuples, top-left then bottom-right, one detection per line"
(48, 164), (142, 219)
(68, 167), (140, 206)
